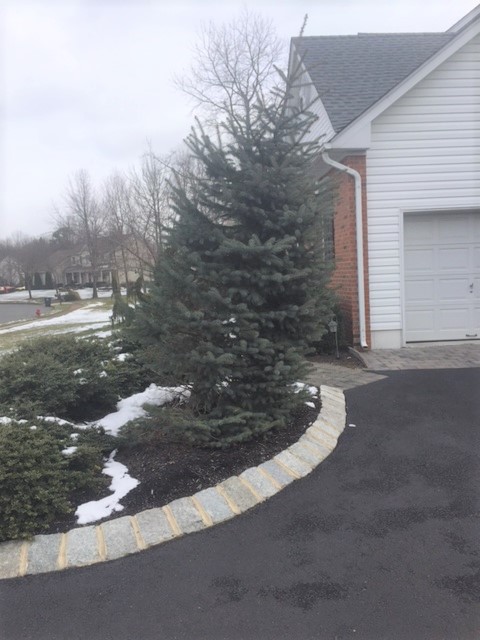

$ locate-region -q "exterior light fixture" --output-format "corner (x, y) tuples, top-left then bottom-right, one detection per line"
(328, 316), (340, 359)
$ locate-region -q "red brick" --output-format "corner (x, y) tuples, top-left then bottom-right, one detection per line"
(327, 156), (371, 347)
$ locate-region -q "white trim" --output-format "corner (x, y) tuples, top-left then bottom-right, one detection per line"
(331, 17), (480, 149)
(448, 5), (480, 32)
(399, 210), (407, 347)
(288, 42), (335, 140)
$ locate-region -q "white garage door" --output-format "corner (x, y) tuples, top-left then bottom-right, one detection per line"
(404, 211), (480, 342)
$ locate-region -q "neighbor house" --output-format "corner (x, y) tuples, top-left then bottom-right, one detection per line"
(289, 5), (480, 348)
(48, 237), (151, 288)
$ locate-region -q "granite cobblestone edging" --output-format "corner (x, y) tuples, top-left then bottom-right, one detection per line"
(0, 385), (346, 579)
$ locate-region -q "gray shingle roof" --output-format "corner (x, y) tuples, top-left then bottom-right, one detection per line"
(291, 33), (455, 133)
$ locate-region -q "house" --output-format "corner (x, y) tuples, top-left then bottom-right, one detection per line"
(48, 237), (151, 288)
(289, 5), (480, 349)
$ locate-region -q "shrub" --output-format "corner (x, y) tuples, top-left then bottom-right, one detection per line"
(62, 289), (81, 302)
(311, 306), (349, 355)
(105, 335), (162, 398)
(0, 420), (112, 541)
(0, 335), (119, 421)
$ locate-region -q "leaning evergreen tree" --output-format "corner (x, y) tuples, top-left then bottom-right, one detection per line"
(132, 70), (333, 447)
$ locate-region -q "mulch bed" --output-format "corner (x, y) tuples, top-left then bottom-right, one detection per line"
(308, 349), (363, 369)
(46, 398), (319, 535)
(44, 351), (357, 536)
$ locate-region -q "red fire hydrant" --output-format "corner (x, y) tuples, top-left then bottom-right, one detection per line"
(35, 308), (41, 318)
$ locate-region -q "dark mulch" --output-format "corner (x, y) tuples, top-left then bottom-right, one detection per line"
(308, 348), (363, 369)
(46, 399), (319, 535)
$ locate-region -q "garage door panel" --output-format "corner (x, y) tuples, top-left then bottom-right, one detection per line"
(474, 276), (480, 299)
(404, 211), (479, 342)
(438, 308), (470, 330)
(404, 248), (435, 272)
(438, 278), (470, 301)
(473, 216), (480, 239)
(405, 309), (434, 331)
(474, 247), (480, 269)
(473, 307), (480, 334)
(438, 247), (469, 270)
(404, 218), (432, 243)
(438, 215), (470, 241)
(405, 279), (435, 301)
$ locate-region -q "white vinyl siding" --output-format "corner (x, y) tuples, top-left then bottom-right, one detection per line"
(308, 91), (335, 143)
(290, 45), (335, 143)
(367, 34), (480, 341)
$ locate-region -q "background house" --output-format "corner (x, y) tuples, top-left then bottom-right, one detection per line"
(48, 237), (151, 288)
(290, 5), (480, 349)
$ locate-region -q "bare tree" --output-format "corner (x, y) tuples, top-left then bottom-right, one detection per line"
(128, 147), (173, 265)
(103, 172), (136, 287)
(63, 170), (105, 299)
(9, 234), (50, 299)
(175, 10), (285, 131)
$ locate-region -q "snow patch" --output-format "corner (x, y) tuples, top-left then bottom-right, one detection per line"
(95, 383), (190, 436)
(62, 446), (77, 456)
(293, 382), (318, 396)
(39, 416), (74, 426)
(75, 450), (139, 524)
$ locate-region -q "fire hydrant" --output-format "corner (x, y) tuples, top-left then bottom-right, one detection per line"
(35, 308), (41, 318)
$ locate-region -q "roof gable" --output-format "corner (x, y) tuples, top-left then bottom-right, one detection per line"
(291, 33), (454, 134)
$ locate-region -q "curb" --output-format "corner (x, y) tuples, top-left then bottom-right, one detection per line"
(0, 385), (346, 580)
(348, 346), (368, 368)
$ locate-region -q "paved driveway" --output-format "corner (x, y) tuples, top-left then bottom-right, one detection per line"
(1, 368), (478, 640)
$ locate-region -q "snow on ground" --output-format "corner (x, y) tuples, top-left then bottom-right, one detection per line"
(293, 382), (318, 396)
(0, 303), (111, 335)
(75, 450), (139, 525)
(38, 416), (75, 426)
(96, 383), (189, 436)
(0, 288), (115, 302)
(91, 330), (112, 339)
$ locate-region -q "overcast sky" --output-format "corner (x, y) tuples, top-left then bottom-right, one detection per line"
(0, 0), (477, 240)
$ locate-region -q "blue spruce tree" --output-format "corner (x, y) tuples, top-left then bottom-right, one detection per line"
(133, 70), (334, 446)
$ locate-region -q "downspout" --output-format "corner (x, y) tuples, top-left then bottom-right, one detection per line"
(321, 148), (368, 348)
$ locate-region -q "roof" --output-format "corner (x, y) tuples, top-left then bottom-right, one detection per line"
(291, 32), (454, 133)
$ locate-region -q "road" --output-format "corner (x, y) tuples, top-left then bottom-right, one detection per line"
(0, 303), (38, 325)
(1, 368), (479, 640)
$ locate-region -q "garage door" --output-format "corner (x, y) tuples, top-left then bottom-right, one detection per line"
(404, 211), (480, 342)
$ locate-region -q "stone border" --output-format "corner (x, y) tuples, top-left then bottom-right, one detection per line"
(347, 346), (368, 368)
(0, 385), (346, 579)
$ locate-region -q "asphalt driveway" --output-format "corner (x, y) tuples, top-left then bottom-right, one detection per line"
(1, 368), (479, 640)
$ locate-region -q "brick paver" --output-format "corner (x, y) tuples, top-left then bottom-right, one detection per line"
(306, 362), (386, 390)
(358, 343), (480, 371)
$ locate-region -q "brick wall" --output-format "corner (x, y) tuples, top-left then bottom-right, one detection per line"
(328, 155), (371, 347)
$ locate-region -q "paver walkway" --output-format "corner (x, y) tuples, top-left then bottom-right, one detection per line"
(358, 342), (480, 371)
(306, 362), (385, 390)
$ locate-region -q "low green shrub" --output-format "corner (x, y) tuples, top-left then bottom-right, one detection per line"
(0, 335), (119, 421)
(0, 419), (113, 541)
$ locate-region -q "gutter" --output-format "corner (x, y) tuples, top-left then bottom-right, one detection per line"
(321, 148), (368, 348)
